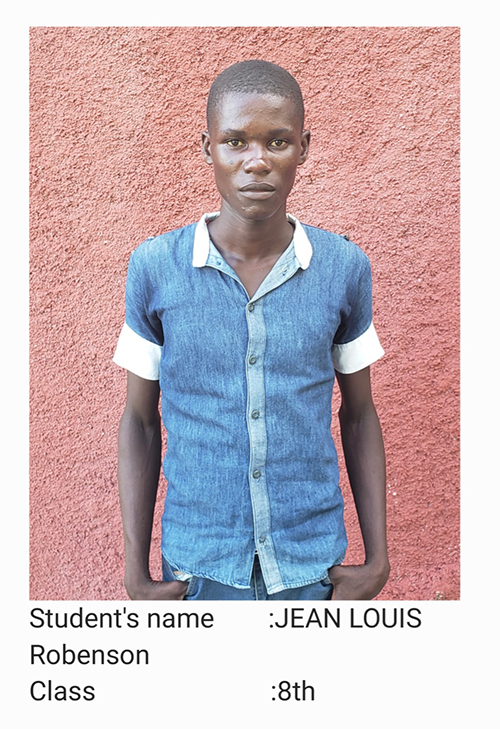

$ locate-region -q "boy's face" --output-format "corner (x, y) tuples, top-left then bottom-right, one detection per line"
(202, 92), (310, 222)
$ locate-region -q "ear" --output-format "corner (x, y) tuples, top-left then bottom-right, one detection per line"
(201, 130), (213, 165)
(298, 129), (310, 165)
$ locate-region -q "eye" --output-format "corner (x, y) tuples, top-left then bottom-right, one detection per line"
(269, 139), (288, 148)
(226, 139), (244, 148)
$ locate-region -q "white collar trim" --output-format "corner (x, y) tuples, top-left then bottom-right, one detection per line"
(192, 212), (312, 270)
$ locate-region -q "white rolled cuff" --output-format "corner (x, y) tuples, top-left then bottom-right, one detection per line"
(113, 323), (161, 380)
(333, 322), (384, 374)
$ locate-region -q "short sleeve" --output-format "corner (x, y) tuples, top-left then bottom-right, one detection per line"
(332, 251), (384, 374)
(112, 246), (163, 380)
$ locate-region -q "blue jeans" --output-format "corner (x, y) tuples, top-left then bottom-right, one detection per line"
(162, 555), (333, 600)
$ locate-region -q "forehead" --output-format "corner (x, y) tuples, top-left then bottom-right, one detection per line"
(209, 92), (303, 133)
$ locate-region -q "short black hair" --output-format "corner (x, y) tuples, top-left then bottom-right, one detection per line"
(207, 60), (304, 129)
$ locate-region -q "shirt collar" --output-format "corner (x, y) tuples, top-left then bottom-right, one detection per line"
(192, 212), (313, 270)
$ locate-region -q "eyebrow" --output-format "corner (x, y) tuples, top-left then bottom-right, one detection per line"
(219, 127), (294, 137)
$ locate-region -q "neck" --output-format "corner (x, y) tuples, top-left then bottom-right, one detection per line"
(208, 205), (294, 262)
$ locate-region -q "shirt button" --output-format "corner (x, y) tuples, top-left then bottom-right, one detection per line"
(252, 469), (261, 479)
(251, 410), (260, 419)
(249, 355), (257, 365)
(248, 303), (255, 312)
(259, 536), (266, 544)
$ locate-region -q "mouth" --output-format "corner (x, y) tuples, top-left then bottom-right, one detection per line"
(239, 182), (276, 198)
(240, 182), (276, 192)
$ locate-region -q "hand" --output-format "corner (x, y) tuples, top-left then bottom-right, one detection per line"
(124, 575), (189, 601)
(328, 562), (390, 601)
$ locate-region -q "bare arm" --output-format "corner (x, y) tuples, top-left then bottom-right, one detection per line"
(118, 371), (187, 600)
(329, 366), (390, 600)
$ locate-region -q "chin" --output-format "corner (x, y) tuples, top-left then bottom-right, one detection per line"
(227, 199), (286, 223)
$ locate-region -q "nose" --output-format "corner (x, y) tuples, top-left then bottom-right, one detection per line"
(242, 144), (271, 174)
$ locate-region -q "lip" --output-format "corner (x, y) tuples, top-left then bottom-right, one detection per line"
(239, 182), (276, 192)
(239, 182), (276, 199)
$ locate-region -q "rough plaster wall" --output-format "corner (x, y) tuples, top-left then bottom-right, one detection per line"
(29, 26), (460, 600)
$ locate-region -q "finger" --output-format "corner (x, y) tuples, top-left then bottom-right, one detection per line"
(328, 564), (346, 581)
(163, 581), (189, 598)
(147, 580), (188, 600)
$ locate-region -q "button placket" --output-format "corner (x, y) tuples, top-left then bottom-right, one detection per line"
(242, 251), (302, 593)
(245, 298), (273, 567)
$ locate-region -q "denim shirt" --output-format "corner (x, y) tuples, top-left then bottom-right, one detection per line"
(114, 213), (384, 593)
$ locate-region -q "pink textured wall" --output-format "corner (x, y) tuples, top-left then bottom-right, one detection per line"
(29, 26), (460, 600)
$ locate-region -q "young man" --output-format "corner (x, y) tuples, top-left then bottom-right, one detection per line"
(114, 60), (389, 601)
